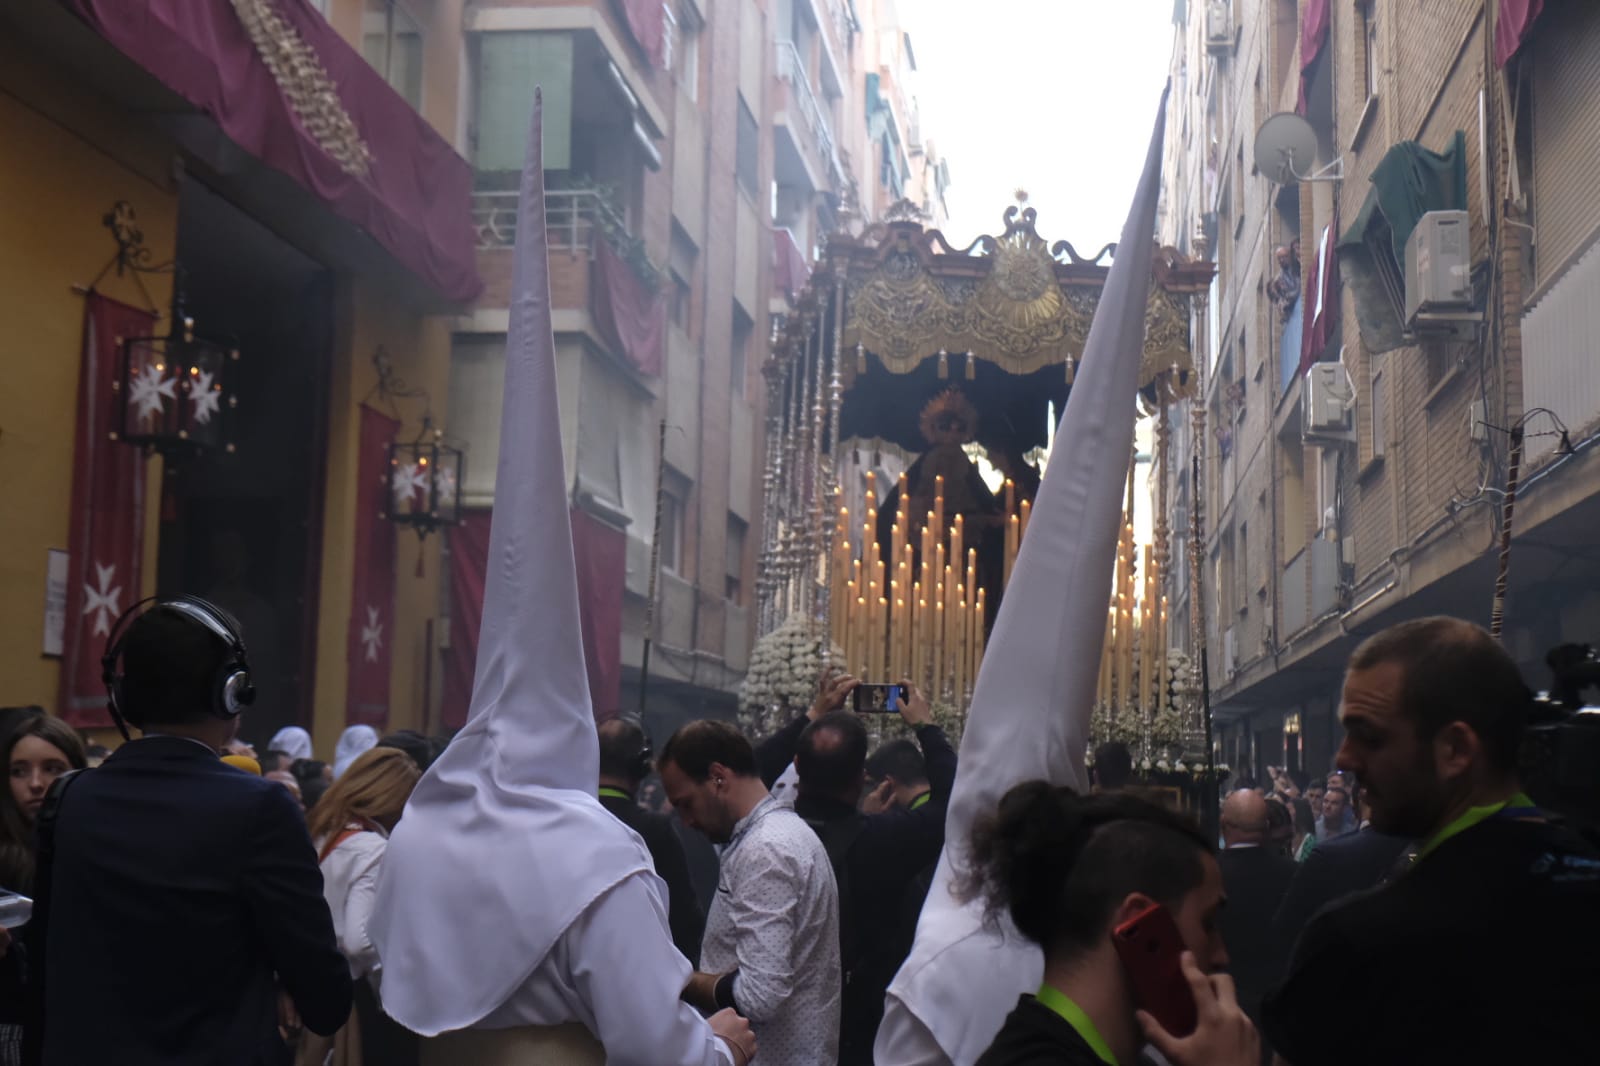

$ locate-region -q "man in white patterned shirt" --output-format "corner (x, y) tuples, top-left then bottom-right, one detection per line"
(662, 720), (842, 1066)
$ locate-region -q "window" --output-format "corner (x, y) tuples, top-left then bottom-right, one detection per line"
(474, 32), (574, 174)
(660, 475), (687, 575)
(726, 515), (748, 604)
(666, 3), (702, 102)
(1360, 1), (1379, 103)
(362, 0), (424, 110)
(1370, 367), (1386, 459)
(671, 271), (692, 333)
(731, 305), (753, 399)
(1238, 521), (1250, 613)
(736, 97), (759, 198)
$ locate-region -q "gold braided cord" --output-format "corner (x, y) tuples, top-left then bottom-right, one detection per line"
(230, 0), (374, 180)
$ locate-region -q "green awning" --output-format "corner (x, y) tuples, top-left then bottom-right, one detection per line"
(1338, 132), (1468, 353)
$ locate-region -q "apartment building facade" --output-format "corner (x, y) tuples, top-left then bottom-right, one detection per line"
(442, 0), (949, 739)
(1158, 0), (1600, 782)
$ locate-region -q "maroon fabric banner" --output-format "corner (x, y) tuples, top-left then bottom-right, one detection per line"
(571, 509), (625, 716)
(62, 0), (481, 304)
(613, 0), (666, 67)
(1495, 0), (1545, 67)
(595, 237), (666, 376)
(441, 508), (623, 726)
(60, 295), (155, 727)
(1298, 211), (1341, 378)
(772, 227), (812, 301)
(1297, 0), (1331, 115)
(345, 405), (399, 728)
(441, 510), (491, 730)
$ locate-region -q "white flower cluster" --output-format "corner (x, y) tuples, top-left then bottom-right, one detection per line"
(737, 613), (843, 737)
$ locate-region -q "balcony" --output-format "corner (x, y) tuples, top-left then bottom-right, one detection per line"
(774, 39), (841, 192)
(471, 186), (663, 374)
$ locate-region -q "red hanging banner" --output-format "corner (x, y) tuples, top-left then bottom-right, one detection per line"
(346, 405), (400, 727)
(60, 294), (156, 727)
(441, 510), (492, 729)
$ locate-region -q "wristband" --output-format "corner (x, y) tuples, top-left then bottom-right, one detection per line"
(713, 970), (740, 1013)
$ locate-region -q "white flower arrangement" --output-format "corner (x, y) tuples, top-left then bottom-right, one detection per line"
(738, 613), (844, 737)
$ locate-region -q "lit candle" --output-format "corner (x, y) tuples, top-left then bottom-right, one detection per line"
(1005, 513), (1019, 588)
(1004, 477), (1015, 516)
(1020, 498), (1032, 544)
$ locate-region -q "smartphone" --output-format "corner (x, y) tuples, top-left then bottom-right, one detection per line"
(851, 683), (907, 714)
(1111, 902), (1197, 1038)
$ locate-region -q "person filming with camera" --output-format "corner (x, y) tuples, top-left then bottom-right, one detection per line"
(1263, 617), (1600, 1064)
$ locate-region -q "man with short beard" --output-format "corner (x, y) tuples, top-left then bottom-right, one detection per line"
(1262, 617), (1600, 1064)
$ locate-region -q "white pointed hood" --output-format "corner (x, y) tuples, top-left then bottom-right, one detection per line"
(881, 89), (1170, 1065)
(368, 91), (652, 1036)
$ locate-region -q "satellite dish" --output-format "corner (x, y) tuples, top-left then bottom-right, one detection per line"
(1254, 112), (1321, 185)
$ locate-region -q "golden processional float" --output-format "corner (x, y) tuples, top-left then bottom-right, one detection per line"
(738, 197), (1218, 779)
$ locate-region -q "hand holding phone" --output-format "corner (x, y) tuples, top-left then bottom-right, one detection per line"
(1112, 903), (1197, 1038)
(1136, 951), (1260, 1066)
(850, 683), (908, 714)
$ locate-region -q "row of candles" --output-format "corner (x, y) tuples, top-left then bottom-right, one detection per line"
(1097, 504), (1171, 718)
(828, 471), (1034, 700)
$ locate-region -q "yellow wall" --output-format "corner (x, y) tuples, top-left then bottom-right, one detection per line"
(0, 41), (176, 713)
(310, 277), (451, 757)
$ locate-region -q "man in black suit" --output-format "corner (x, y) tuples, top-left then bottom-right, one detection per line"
(1214, 789), (1296, 1028)
(30, 598), (351, 1065)
(1271, 787), (1409, 955)
(596, 715), (706, 964)
(1263, 618), (1600, 1064)
(755, 674), (958, 1065)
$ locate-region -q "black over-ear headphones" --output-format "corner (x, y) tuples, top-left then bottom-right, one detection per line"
(616, 712), (654, 782)
(101, 595), (256, 739)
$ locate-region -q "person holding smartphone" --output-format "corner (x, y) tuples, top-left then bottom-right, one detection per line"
(966, 781), (1259, 1066)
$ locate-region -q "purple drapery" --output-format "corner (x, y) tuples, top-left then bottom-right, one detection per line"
(1297, 0), (1332, 116)
(62, 0), (482, 303)
(595, 238), (666, 376)
(614, 0), (666, 67)
(1495, 0), (1545, 67)
(772, 227), (812, 301)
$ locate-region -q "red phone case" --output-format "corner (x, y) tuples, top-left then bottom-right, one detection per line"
(1111, 903), (1197, 1038)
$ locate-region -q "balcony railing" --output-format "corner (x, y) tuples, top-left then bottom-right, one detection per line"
(775, 40), (838, 179)
(472, 187), (630, 255)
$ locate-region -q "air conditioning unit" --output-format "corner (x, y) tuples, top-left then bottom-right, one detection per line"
(1405, 210), (1480, 334)
(1205, 0), (1233, 54)
(1303, 362), (1354, 440)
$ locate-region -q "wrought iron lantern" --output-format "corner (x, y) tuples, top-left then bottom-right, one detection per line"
(384, 417), (464, 539)
(112, 305), (237, 457)
(93, 202), (237, 458)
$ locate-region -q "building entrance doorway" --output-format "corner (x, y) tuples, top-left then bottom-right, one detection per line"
(156, 179), (332, 745)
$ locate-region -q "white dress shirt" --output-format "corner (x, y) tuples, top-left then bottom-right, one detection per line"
(476, 871), (733, 1066)
(702, 794), (840, 1066)
(318, 826), (387, 981)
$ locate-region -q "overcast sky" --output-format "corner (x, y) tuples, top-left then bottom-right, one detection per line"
(904, 1), (1175, 548)
(905, 0), (1175, 252)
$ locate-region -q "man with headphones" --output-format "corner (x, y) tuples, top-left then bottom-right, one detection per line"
(596, 714), (706, 964)
(26, 596), (352, 1065)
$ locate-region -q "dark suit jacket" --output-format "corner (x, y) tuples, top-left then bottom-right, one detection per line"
(757, 717), (958, 1065)
(1215, 845), (1296, 1018)
(599, 789), (706, 965)
(1271, 826), (1410, 958)
(1263, 817), (1600, 1065)
(34, 736), (352, 1066)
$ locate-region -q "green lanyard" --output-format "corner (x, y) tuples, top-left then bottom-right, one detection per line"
(598, 786), (632, 802)
(1034, 984), (1118, 1066)
(908, 792), (931, 811)
(1415, 792), (1536, 862)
